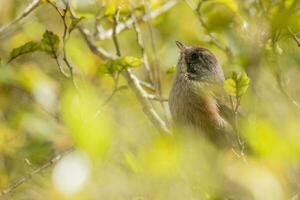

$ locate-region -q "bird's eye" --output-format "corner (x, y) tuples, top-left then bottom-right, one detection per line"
(190, 52), (198, 61)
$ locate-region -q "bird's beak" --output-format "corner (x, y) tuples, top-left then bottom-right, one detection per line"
(176, 41), (187, 52)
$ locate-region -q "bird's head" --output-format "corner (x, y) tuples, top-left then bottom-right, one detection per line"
(175, 41), (224, 84)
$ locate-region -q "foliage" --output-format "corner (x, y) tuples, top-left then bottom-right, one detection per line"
(1, 0), (300, 199)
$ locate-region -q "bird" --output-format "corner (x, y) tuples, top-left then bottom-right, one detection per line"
(169, 41), (238, 148)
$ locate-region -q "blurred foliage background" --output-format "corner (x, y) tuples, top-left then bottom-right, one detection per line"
(1, 0), (300, 199)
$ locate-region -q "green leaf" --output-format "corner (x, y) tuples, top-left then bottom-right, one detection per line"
(224, 78), (237, 96)
(69, 17), (84, 33)
(100, 56), (143, 74)
(8, 41), (40, 62)
(224, 72), (250, 97)
(117, 56), (143, 68)
(166, 65), (176, 74)
(40, 30), (60, 58)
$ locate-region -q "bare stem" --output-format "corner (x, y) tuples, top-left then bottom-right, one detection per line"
(143, 0), (169, 125)
(46, 0), (78, 88)
(0, 147), (74, 197)
(0, 0), (41, 36)
(131, 11), (153, 83)
(69, 6), (169, 134)
(95, 0), (179, 40)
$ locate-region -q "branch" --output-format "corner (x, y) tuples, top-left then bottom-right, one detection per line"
(143, 0), (169, 125)
(122, 69), (170, 133)
(145, 94), (168, 102)
(45, 0), (79, 88)
(131, 10), (153, 83)
(110, 6), (170, 133)
(288, 26), (300, 47)
(69, 7), (170, 134)
(95, 0), (179, 40)
(184, 0), (232, 59)
(0, 147), (74, 197)
(0, 0), (41, 36)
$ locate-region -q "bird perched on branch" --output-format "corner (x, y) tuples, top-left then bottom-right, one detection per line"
(169, 41), (238, 148)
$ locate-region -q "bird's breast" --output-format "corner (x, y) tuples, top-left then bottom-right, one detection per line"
(169, 77), (218, 130)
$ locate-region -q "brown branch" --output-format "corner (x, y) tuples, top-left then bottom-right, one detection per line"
(95, 0), (179, 40)
(0, 147), (74, 197)
(0, 0), (41, 36)
(69, 6), (170, 134)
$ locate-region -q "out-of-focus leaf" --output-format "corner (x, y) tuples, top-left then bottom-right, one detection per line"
(69, 17), (84, 33)
(104, 4), (116, 16)
(224, 72), (250, 97)
(203, 3), (237, 32)
(70, 0), (101, 17)
(215, 0), (238, 12)
(139, 136), (179, 176)
(40, 30), (60, 58)
(61, 83), (113, 160)
(8, 41), (40, 62)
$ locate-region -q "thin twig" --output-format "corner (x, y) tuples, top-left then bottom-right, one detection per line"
(270, 31), (300, 110)
(102, 85), (127, 106)
(143, 0), (170, 126)
(0, 0), (41, 36)
(139, 80), (156, 92)
(184, 0), (232, 60)
(122, 69), (170, 133)
(69, 6), (170, 134)
(131, 11), (153, 83)
(145, 94), (168, 102)
(112, 8), (122, 57)
(95, 0), (179, 40)
(0, 147), (74, 197)
(288, 26), (300, 47)
(46, 0), (78, 88)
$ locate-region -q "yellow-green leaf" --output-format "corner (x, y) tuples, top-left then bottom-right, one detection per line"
(101, 56), (143, 74)
(9, 41), (40, 62)
(117, 56), (143, 68)
(224, 78), (237, 96)
(166, 65), (176, 74)
(224, 72), (250, 97)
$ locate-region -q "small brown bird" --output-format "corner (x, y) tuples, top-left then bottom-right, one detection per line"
(169, 41), (236, 147)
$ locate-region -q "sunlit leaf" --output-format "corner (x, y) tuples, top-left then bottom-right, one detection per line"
(100, 56), (143, 74)
(40, 30), (60, 58)
(224, 72), (250, 97)
(8, 41), (40, 62)
(117, 56), (143, 68)
(166, 65), (176, 74)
